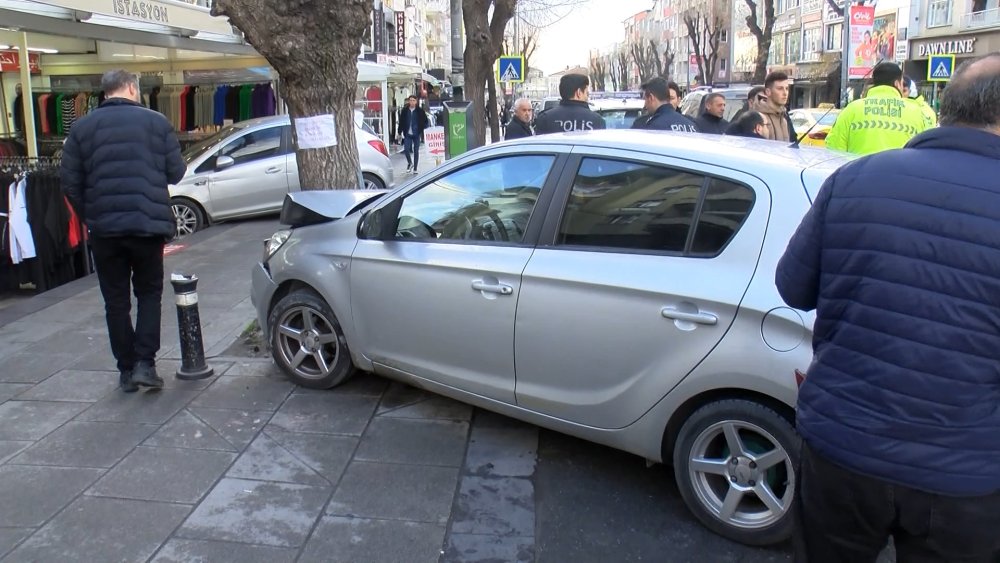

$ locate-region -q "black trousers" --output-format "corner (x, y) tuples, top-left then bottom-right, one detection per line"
(90, 236), (164, 372)
(794, 441), (1000, 563)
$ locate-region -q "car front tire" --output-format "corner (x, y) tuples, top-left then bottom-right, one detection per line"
(267, 289), (355, 389)
(673, 399), (799, 546)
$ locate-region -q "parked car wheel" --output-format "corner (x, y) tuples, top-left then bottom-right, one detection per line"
(673, 399), (798, 546)
(172, 198), (205, 238)
(362, 172), (385, 191)
(268, 289), (355, 389)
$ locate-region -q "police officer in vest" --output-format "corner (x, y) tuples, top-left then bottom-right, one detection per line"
(534, 74), (606, 134)
(825, 62), (929, 155)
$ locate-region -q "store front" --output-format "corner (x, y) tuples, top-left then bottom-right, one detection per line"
(908, 31), (1000, 102)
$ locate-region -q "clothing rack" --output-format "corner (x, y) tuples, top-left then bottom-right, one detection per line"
(0, 156), (92, 294)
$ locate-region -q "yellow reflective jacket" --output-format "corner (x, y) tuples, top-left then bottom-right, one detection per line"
(909, 94), (938, 128)
(825, 86), (929, 155)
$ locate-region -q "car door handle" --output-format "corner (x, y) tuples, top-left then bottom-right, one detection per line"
(265, 167), (283, 174)
(193, 179), (207, 186)
(661, 307), (718, 325)
(472, 280), (513, 295)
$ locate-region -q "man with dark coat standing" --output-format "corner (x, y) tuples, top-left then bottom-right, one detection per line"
(397, 95), (429, 173)
(776, 54), (1000, 562)
(632, 77), (698, 132)
(694, 92), (729, 134)
(534, 74), (606, 134)
(504, 98), (534, 140)
(61, 69), (185, 393)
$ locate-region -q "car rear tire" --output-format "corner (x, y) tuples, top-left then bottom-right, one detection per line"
(171, 198), (205, 238)
(673, 399), (799, 546)
(268, 289), (356, 389)
(362, 172), (385, 191)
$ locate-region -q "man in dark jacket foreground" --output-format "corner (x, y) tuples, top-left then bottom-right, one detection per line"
(632, 77), (698, 132)
(694, 92), (729, 134)
(776, 54), (1000, 562)
(62, 69), (185, 393)
(534, 74), (606, 134)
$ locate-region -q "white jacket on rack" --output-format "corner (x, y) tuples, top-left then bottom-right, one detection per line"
(8, 177), (36, 264)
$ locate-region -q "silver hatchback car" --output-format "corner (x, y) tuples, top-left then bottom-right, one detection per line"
(251, 131), (851, 546)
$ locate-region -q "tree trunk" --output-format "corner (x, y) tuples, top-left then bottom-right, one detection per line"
(745, 0), (775, 84)
(486, 70), (500, 142)
(463, 0), (516, 148)
(211, 0), (371, 190)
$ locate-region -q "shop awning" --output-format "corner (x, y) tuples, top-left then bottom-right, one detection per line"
(358, 60), (390, 83)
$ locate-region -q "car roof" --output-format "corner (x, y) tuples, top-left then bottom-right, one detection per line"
(503, 129), (851, 171)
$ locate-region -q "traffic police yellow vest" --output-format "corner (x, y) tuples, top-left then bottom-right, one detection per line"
(825, 85), (929, 155)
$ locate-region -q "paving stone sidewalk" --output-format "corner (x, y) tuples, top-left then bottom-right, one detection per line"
(0, 218), (538, 563)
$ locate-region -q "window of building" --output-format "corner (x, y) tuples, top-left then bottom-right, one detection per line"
(720, 57), (728, 73)
(927, 0), (953, 26)
(556, 158), (755, 256)
(825, 23), (843, 51)
(785, 31), (801, 64)
(770, 33), (786, 65)
(720, 29), (729, 42)
(803, 0), (823, 13)
(802, 26), (823, 61)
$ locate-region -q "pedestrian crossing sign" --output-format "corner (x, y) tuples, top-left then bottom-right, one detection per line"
(927, 54), (955, 82)
(497, 55), (525, 83)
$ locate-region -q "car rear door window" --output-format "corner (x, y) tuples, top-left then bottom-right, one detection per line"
(395, 155), (556, 244)
(557, 158), (754, 256)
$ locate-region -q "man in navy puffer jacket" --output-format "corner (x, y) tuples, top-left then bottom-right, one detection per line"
(62, 69), (185, 393)
(776, 54), (1000, 562)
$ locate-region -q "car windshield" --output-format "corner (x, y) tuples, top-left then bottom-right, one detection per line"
(183, 124), (245, 164)
(596, 109), (644, 129)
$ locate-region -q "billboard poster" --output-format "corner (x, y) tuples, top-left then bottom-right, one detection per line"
(848, 5), (876, 79)
(873, 12), (898, 63)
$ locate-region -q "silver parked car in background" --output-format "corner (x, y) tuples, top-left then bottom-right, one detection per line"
(250, 130), (852, 546)
(170, 112), (394, 237)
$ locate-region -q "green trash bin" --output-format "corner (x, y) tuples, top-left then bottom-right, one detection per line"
(443, 101), (470, 159)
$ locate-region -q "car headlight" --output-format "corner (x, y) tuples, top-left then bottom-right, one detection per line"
(264, 229), (292, 261)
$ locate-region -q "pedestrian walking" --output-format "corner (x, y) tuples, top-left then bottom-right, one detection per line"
(61, 70), (185, 393)
(825, 62), (928, 155)
(776, 53), (1000, 563)
(534, 74), (606, 134)
(397, 95), (428, 174)
(725, 110), (768, 139)
(632, 77), (698, 132)
(504, 98), (534, 140)
(694, 92), (729, 134)
(753, 72), (796, 142)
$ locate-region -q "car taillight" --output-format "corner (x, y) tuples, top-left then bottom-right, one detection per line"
(808, 131), (828, 140)
(368, 139), (388, 157)
(795, 369), (807, 387)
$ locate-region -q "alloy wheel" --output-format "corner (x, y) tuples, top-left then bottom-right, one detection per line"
(274, 305), (341, 380)
(687, 420), (793, 529)
(173, 204), (199, 237)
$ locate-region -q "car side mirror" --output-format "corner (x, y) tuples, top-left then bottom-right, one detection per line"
(215, 155), (235, 171)
(360, 208), (387, 240)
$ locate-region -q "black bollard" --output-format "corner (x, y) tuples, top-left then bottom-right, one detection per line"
(170, 273), (214, 380)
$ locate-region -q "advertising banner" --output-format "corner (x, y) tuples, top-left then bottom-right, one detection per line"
(848, 5), (876, 79)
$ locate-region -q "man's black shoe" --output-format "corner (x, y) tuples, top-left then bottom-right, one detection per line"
(120, 370), (138, 393)
(132, 362), (164, 390)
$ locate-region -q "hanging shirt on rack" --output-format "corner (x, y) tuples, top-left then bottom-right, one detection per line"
(213, 85), (228, 125)
(8, 177), (36, 264)
(239, 84), (253, 121)
(61, 95), (78, 133)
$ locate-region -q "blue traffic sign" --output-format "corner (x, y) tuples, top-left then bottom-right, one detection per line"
(497, 55), (524, 83)
(927, 54), (955, 82)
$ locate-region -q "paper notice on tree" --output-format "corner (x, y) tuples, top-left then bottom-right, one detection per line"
(425, 126), (445, 155)
(294, 114), (338, 149)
